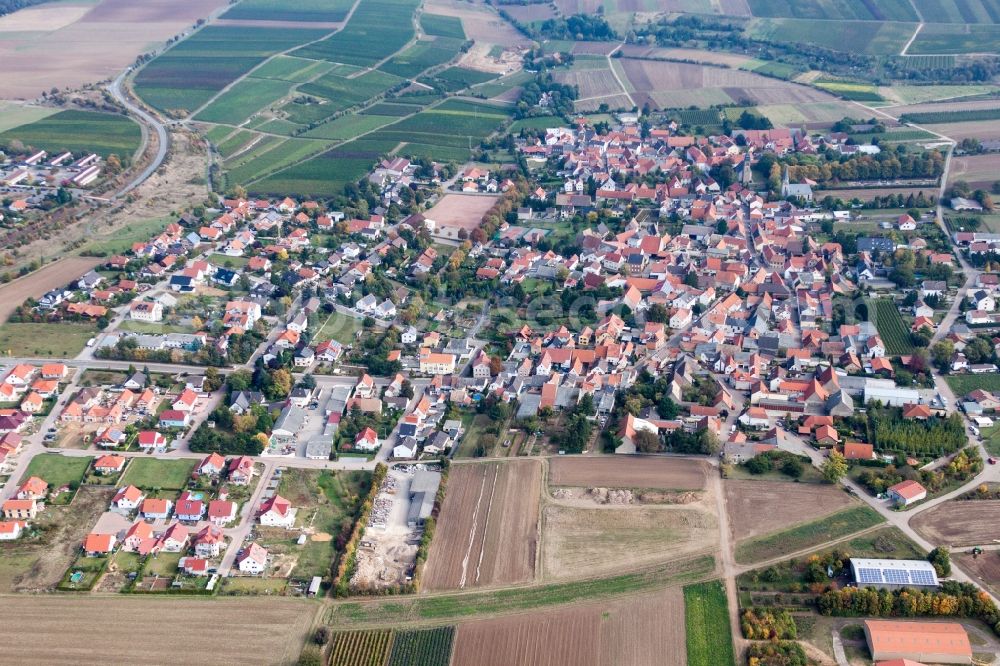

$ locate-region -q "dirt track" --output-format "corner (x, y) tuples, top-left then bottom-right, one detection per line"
(0, 256), (101, 323)
(423, 460), (540, 591)
(0, 595), (315, 665)
(548, 456), (707, 491)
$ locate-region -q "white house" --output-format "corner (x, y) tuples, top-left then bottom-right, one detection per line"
(258, 495), (296, 528)
(237, 543), (268, 575)
(129, 300), (163, 322)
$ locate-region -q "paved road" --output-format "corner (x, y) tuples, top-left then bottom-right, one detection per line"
(108, 69), (168, 198)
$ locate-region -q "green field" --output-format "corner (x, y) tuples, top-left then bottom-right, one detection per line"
(134, 26), (328, 114)
(910, 23), (1000, 54)
(684, 581), (735, 666)
(0, 110), (141, 159)
(387, 627), (455, 666)
(81, 216), (172, 256)
(748, 18), (916, 55)
(328, 630), (393, 666)
(945, 373), (1000, 397)
(420, 13), (465, 39)
(294, 0), (419, 67)
(869, 297), (915, 355)
(734, 505), (884, 564)
(0, 322), (96, 358)
(380, 38), (464, 79)
(216, 131), (257, 159)
(253, 56), (330, 82)
(901, 107), (1000, 124)
(120, 458), (197, 491)
(301, 114), (398, 140)
(220, 0), (354, 22)
(22, 454), (92, 492)
(911, 0), (1000, 23)
(746, 0), (917, 20)
(194, 77), (292, 124)
(327, 555), (715, 625)
(815, 79), (885, 102)
(227, 137), (333, 187)
(0, 102), (59, 134)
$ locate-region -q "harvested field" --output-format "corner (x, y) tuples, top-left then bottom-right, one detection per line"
(554, 66), (625, 100)
(911, 500), (1000, 547)
(759, 100), (861, 126)
(424, 193), (498, 232)
(0, 0), (228, 98)
(887, 98), (1000, 117)
(572, 41), (621, 56)
(724, 479), (855, 542)
(0, 595), (314, 664)
(617, 58), (836, 109)
(925, 120), (1000, 141)
(619, 45), (755, 68)
(423, 460), (540, 591)
(948, 154), (1000, 189)
(548, 456), (707, 491)
(451, 587), (687, 666)
(0, 257), (101, 324)
(542, 504), (718, 580)
(575, 94), (633, 112)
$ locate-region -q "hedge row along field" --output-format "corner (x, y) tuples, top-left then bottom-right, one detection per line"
(327, 627), (455, 666)
(683, 580), (735, 666)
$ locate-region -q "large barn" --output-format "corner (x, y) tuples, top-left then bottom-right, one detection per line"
(864, 620), (972, 664)
(850, 558), (939, 590)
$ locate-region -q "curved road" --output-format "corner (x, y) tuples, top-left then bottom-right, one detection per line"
(108, 69), (168, 198)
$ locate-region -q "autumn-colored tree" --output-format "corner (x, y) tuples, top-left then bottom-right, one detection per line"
(822, 450), (848, 483)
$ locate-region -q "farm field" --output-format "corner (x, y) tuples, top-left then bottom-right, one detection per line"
(0, 322), (97, 358)
(748, 18), (915, 55)
(683, 580), (735, 666)
(954, 552), (1000, 600)
(421, 13), (466, 40)
(0, 487), (113, 593)
(746, 0), (917, 20)
(381, 38), (465, 79)
(542, 503), (718, 580)
(910, 23), (1000, 54)
(425, 0), (527, 47)
(193, 77), (293, 125)
(328, 630), (393, 666)
(423, 460), (541, 590)
(328, 554), (714, 625)
(119, 458), (197, 490)
(134, 26), (329, 115)
(911, 500), (1000, 547)
(925, 119), (1000, 141)
(724, 479), (856, 542)
(618, 45), (755, 68)
(0, 110), (141, 159)
(0, 0), (230, 99)
(451, 587), (688, 666)
(0, 257), (101, 324)
(1, 595), (313, 663)
(948, 154), (1000, 189)
(902, 107), (1000, 124)
(911, 0), (1000, 24)
(758, 100), (861, 127)
(869, 297), (915, 355)
(880, 84), (1000, 106)
(294, 0), (419, 67)
(548, 456), (707, 491)
(0, 102), (59, 134)
(945, 373), (1000, 396)
(388, 627), (455, 666)
(616, 58), (838, 111)
(820, 186), (936, 201)
(734, 504), (884, 564)
(220, 0), (354, 22)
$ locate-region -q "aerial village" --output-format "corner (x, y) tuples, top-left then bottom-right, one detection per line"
(1, 113), (999, 664)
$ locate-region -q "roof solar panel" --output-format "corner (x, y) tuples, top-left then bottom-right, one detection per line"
(910, 570), (936, 585)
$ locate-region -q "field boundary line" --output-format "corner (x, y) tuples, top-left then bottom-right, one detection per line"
(458, 464), (489, 589)
(900, 22), (924, 56)
(473, 463), (499, 586)
(733, 522), (886, 574)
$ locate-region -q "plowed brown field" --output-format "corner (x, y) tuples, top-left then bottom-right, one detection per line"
(452, 587), (686, 666)
(911, 500), (1000, 547)
(548, 456), (707, 491)
(423, 460), (541, 590)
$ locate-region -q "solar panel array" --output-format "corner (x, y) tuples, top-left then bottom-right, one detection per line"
(852, 561), (938, 587)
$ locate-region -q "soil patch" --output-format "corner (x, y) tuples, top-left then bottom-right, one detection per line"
(911, 500), (1000, 547)
(724, 479), (857, 542)
(548, 456), (707, 491)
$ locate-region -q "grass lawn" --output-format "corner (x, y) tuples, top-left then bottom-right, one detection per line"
(22, 454), (92, 499)
(734, 505), (884, 564)
(684, 580), (735, 666)
(59, 554), (108, 590)
(272, 469), (371, 580)
(327, 555), (715, 625)
(454, 413), (491, 458)
(314, 311), (361, 346)
(120, 458), (197, 491)
(0, 322), (96, 357)
(118, 321), (193, 335)
(145, 551), (183, 577)
(945, 373), (1000, 397)
(980, 425), (1000, 457)
(113, 551), (145, 577)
